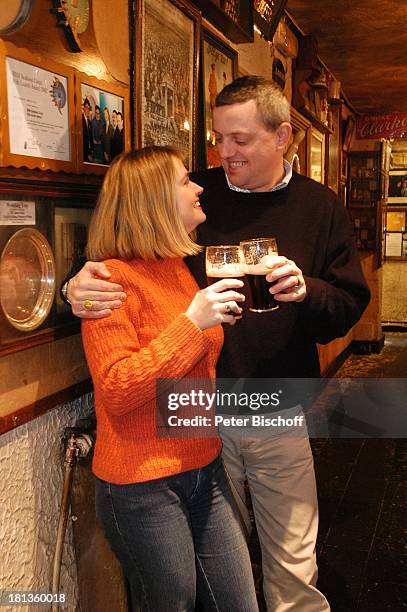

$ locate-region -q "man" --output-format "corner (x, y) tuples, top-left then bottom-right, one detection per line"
(111, 111), (124, 159)
(91, 105), (104, 164)
(82, 98), (93, 162)
(101, 107), (114, 163)
(64, 77), (370, 611)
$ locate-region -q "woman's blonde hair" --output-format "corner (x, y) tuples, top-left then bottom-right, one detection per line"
(86, 146), (201, 261)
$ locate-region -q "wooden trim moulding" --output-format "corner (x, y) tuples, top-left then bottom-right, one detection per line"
(0, 321), (81, 358)
(290, 107), (311, 131)
(0, 175), (101, 199)
(0, 378), (93, 436)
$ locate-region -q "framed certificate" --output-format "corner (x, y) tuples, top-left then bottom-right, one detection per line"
(0, 41), (75, 172)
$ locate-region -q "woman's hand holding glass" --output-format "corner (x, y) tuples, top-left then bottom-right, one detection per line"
(185, 278), (245, 329)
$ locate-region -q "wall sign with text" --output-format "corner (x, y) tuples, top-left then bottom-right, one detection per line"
(356, 112), (407, 140)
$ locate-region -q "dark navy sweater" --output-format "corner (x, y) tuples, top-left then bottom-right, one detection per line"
(188, 167), (370, 379)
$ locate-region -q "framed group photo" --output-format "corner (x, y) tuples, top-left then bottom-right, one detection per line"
(0, 41), (75, 173)
(202, 29), (237, 168)
(134, 0), (201, 169)
(75, 72), (130, 175)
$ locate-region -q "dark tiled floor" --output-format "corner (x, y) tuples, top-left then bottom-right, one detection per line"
(313, 332), (407, 612)
(251, 332), (407, 611)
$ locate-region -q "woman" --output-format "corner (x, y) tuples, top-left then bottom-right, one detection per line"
(82, 147), (257, 612)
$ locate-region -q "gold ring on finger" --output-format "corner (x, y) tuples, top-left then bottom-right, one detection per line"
(83, 299), (93, 311)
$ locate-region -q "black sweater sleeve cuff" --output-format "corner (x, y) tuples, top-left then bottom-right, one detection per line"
(59, 256), (88, 305)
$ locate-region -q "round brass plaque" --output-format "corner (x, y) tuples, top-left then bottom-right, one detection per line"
(0, 228), (55, 331)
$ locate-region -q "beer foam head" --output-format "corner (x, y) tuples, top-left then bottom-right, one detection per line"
(206, 262), (245, 277)
(245, 254), (279, 275)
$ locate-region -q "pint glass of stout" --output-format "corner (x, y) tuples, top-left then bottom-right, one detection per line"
(205, 245), (245, 285)
(240, 237), (279, 313)
(206, 245), (245, 317)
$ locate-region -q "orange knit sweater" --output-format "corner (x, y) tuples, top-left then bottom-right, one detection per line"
(82, 257), (223, 484)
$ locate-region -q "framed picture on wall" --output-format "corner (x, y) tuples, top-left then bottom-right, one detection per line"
(0, 191), (97, 358)
(342, 115), (355, 153)
(0, 41), (75, 173)
(134, 0), (201, 169)
(54, 203), (94, 317)
(192, 0), (253, 43)
(327, 105), (340, 193)
(388, 170), (407, 203)
(75, 72), (130, 175)
(253, 0), (288, 41)
(202, 29), (237, 168)
(310, 127), (325, 184)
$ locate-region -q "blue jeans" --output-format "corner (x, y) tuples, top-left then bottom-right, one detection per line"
(95, 456), (258, 612)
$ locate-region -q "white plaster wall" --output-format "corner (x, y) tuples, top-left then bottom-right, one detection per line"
(0, 394), (94, 612)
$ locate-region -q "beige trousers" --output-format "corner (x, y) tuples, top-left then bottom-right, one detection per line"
(219, 409), (330, 612)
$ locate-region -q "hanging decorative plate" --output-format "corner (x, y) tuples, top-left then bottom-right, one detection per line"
(50, 0), (90, 52)
(0, 229), (55, 331)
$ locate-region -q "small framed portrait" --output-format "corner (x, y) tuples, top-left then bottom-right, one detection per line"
(134, 0), (201, 169)
(75, 72), (130, 174)
(0, 41), (75, 172)
(388, 170), (407, 203)
(202, 28), (237, 168)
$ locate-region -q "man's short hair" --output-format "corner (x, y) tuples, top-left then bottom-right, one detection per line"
(215, 76), (290, 132)
(83, 98), (91, 109)
(95, 105), (100, 112)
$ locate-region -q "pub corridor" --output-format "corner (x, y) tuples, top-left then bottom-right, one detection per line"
(250, 331), (407, 612)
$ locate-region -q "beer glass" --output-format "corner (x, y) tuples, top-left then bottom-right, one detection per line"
(205, 245), (245, 285)
(240, 237), (279, 313)
(205, 245), (245, 317)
